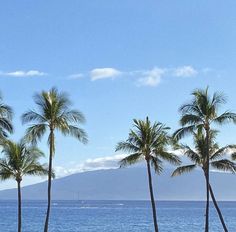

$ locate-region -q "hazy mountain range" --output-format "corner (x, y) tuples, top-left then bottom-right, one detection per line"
(0, 167), (235, 201)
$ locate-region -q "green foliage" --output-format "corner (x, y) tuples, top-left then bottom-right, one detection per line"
(172, 164), (197, 177)
(172, 87), (236, 178)
(173, 88), (236, 140)
(0, 94), (13, 139)
(22, 87), (88, 149)
(0, 140), (49, 182)
(116, 117), (180, 174)
(172, 130), (236, 176)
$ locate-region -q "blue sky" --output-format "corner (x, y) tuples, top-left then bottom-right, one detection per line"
(1, 0), (236, 189)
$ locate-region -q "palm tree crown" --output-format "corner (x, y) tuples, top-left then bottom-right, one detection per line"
(172, 130), (236, 176)
(173, 88), (236, 140)
(116, 117), (180, 173)
(22, 87), (88, 147)
(0, 140), (48, 181)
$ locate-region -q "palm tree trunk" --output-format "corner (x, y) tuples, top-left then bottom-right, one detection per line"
(44, 130), (54, 232)
(17, 180), (22, 232)
(146, 160), (159, 232)
(204, 127), (210, 232)
(209, 183), (228, 232)
(205, 170), (210, 232)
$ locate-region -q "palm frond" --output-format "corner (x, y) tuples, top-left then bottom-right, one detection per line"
(0, 117), (13, 133)
(211, 144), (236, 161)
(149, 156), (163, 174)
(211, 91), (227, 106)
(0, 103), (13, 119)
(59, 125), (88, 144)
(23, 163), (49, 177)
(173, 125), (196, 140)
(0, 169), (14, 180)
(211, 159), (236, 173)
(180, 114), (203, 126)
(60, 110), (85, 124)
(231, 152), (236, 160)
(171, 164), (197, 177)
(0, 158), (14, 174)
(179, 103), (203, 118)
(214, 111), (236, 124)
(23, 124), (47, 145)
(182, 145), (201, 164)
(22, 110), (47, 124)
(154, 151), (181, 165)
(119, 153), (142, 167)
(115, 141), (139, 153)
(0, 98), (13, 138)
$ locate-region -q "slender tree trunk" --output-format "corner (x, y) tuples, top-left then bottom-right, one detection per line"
(204, 170), (209, 232)
(204, 127), (210, 232)
(146, 159), (158, 232)
(17, 180), (22, 232)
(209, 183), (228, 232)
(44, 129), (54, 232)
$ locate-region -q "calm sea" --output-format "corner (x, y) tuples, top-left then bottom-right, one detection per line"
(0, 200), (235, 231)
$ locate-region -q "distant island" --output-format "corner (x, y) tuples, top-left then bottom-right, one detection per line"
(0, 167), (235, 201)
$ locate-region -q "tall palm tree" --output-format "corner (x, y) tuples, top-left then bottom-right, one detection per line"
(172, 130), (236, 232)
(0, 93), (13, 139)
(116, 117), (180, 232)
(173, 87), (236, 232)
(22, 87), (88, 232)
(0, 139), (49, 232)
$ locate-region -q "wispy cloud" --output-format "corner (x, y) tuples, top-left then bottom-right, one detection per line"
(137, 67), (166, 87)
(173, 66), (198, 77)
(68, 73), (84, 80)
(55, 154), (126, 177)
(68, 65), (201, 87)
(1, 70), (47, 77)
(54, 149), (186, 178)
(90, 68), (121, 81)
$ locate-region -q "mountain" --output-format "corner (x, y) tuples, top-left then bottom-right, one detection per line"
(0, 167), (235, 200)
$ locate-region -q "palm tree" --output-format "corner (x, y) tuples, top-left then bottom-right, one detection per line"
(172, 130), (236, 232)
(0, 93), (13, 139)
(116, 117), (180, 232)
(173, 87), (236, 232)
(22, 87), (88, 232)
(0, 139), (49, 232)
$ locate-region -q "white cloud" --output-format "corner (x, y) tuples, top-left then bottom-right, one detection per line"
(54, 149), (187, 178)
(90, 68), (121, 81)
(1, 70), (46, 77)
(137, 67), (166, 87)
(68, 65), (201, 87)
(55, 154), (127, 178)
(68, 73), (84, 80)
(173, 66), (197, 77)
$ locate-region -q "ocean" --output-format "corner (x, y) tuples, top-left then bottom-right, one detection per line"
(0, 200), (235, 231)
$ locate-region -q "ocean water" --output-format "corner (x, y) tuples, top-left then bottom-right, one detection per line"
(0, 200), (235, 231)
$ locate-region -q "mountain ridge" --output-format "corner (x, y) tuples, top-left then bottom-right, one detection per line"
(0, 167), (235, 201)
